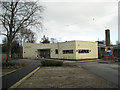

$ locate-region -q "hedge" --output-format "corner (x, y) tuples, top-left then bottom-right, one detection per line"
(41, 60), (63, 66)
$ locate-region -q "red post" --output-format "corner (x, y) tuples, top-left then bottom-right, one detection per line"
(5, 56), (7, 62)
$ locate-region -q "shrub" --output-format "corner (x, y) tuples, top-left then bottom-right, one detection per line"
(2, 62), (17, 67)
(2, 62), (28, 67)
(41, 60), (63, 66)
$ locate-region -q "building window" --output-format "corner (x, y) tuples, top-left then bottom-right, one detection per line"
(55, 49), (58, 54)
(63, 50), (73, 54)
(78, 50), (90, 53)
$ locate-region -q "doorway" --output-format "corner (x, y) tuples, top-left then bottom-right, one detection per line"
(38, 49), (50, 58)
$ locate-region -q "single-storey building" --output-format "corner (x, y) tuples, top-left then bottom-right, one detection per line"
(23, 40), (98, 60)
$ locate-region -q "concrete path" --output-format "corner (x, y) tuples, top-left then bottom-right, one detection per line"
(76, 61), (119, 87)
(2, 60), (41, 89)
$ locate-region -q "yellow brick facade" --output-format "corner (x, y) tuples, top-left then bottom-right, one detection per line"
(75, 41), (98, 60)
(23, 41), (98, 60)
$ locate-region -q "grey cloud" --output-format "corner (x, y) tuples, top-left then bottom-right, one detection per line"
(36, 1), (118, 44)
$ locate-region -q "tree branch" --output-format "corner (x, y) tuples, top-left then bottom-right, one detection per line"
(0, 33), (8, 37)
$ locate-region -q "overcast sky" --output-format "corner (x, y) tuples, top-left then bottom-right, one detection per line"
(35, 0), (118, 44)
(0, 0), (119, 44)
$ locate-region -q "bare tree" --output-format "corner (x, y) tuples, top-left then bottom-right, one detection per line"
(0, 0), (43, 61)
(50, 38), (58, 43)
(25, 30), (36, 43)
(16, 28), (36, 45)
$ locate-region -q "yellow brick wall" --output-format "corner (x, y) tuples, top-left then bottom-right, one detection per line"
(55, 41), (76, 59)
(75, 41), (98, 59)
(23, 41), (76, 59)
(23, 41), (98, 60)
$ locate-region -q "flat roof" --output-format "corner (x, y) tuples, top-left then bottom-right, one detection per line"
(23, 40), (97, 45)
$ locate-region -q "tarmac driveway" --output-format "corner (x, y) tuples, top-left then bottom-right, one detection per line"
(75, 61), (119, 87)
(2, 59), (41, 89)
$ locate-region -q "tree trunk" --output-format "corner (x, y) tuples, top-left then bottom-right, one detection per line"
(6, 40), (12, 62)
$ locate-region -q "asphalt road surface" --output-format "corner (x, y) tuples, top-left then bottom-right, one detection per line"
(76, 61), (119, 87)
(2, 59), (41, 89)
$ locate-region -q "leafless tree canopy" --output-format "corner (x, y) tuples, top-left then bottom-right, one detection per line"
(0, 0), (44, 61)
(16, 28), (36, 45)
(0, 0), (43, 39)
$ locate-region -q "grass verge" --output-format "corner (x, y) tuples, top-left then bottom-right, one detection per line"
(2, 62), (28, 69)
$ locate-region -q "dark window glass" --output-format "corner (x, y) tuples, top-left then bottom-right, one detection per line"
(55, 49), (58, 54)
(63, 50), (73, 54)
(78, 50), (90, 53)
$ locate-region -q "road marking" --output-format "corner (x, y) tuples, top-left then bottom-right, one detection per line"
(1, 69), (19, 77)
(8, 66), (40, 89)
(2, 70), (17, 77)
(2, 67), (23, 77)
